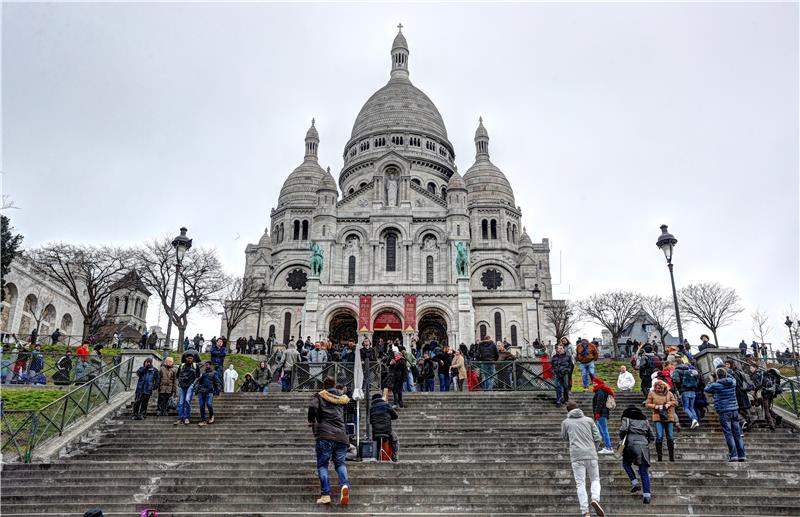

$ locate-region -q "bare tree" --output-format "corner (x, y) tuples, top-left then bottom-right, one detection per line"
(219, 275), (262, 341)
(578, 291), (643, 358)
(136, 237), (225, 352)
(642, 295), (677, 346)
(678, 282), (744, 347)
(29, 244), (134, 341)
(542, 300), (582, 350)
(751, 308), (772, 356)
(25, 286), (57, 338)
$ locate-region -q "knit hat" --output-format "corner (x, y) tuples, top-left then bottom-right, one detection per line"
(644, 344), (653, 353)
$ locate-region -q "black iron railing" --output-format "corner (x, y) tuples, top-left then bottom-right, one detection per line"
(1, 357), (135, 463)
(724, 355), (800, 419)
(291, 362), (382, 391)
(1, 349), (116, 386)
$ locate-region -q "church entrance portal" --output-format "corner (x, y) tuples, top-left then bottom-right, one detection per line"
(329, 311), (357, 346)
(418, 311), (448, 347)
(373, 311), (403, 348)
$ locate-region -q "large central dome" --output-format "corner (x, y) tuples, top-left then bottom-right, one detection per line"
(346, 26), (453, 155)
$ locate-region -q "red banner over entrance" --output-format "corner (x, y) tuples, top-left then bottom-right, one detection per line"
(373, 311), (403, 331)
(403, 295), (417, 332)
(358, 295), (372, 332)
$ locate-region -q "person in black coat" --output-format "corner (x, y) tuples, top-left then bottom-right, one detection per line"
(551, 343), (574, 407)
(369, 393), (399, 461)
(619, 406), (655, 504)
(388, 354), (408, 408)
(133, 358), (160, 420)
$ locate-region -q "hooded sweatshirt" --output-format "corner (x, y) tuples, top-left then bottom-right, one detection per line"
(307, 388), (351, 444)
(560, 408), (602, 461)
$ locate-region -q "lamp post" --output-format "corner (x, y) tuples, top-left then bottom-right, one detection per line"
(164, 227), (192, 356)
(656, 224), (684, 348)
(785, 316), (799, 381)
(255, 282), (267, 340)
(531, 283), (542, 343)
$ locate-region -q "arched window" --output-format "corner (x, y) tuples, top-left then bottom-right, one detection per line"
(123, 297), (129, 314)
(114, 297), (120, 314)
(283, 313), (292, 344)
(140, 302), (146, 318)
(348, 187), (355, 195)
(507, 222), (511, 241)
(268, 324), (276, 339)
(510, 325), (518, 346)
(481, 219), (488, 239)
(385, 233), (397, 272)
(301, 220), (309, 240)
(441, 186), (447, 200)
(359, 182), (367, 189)
(427, 182), (437, 195)
(134, 299), (139, 316)
(490, 219), (498, 239)
(348, 256), (356, 285)
(426, 256), (434, 284)
(293, 220), (300, 240)
(512, 225), (517, 243)
(411, 178), (421, 186)
(494, 312), (502, 342)
(457, 224), (461, 236)
(479, 324), (487, 340)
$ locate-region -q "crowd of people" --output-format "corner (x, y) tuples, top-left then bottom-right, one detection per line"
(560, 333), (787, 516)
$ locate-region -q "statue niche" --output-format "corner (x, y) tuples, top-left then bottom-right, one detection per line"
(385, 166), (400, 207)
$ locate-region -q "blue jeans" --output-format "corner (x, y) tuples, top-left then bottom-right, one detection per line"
(555, 372), (570, 404)
(596, 416), (613, 449)
(404, 371), (416, 392)
(681, 391), (698, 422)
(623, 461), (650, 494)
(655, 421), (673, 443)
(197, 392), (214, 421)
(315, 439), (349, 496)
(438, 373), (450, 391)
(480, 363), (495, 391)
(718, 410), (746, 460)
(177, 385), (194, 420)
(260, 385), (270, 394)
(579, 362), (595, 387)
(423, 378), (435, 392)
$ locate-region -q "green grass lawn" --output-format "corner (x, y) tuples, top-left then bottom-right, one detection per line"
(1, 388), (66, 411)
(570, 360), (641, 393)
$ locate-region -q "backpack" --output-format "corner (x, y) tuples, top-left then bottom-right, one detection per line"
(639, 354), (659, 377)
(681, 368), (699, 389)
(605, 395), (616, 410)
(764, 369), (782, 396)
(421, 360), (434, 378)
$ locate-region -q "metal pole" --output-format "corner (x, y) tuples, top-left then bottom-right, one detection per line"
(164, 260), (181, 357)
(256, 297), (264, 340)
(667, 261), (684, 346)
(365, 356), (371, 440)
(789, 323), (800, 386)
(534, 299), (541, 342)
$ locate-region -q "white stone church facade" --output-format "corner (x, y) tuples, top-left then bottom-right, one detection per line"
(226, 27), (557, 349)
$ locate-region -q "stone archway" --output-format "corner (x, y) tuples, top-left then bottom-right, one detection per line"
(329, 309), (357, 346)
(418, 310), (448, 347)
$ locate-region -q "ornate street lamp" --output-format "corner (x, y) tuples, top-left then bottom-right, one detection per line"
(656, 225), (684, 348)
(164, 227), (192, 355)
(255, 282), (267, 341)
(531, 283), (542, 343)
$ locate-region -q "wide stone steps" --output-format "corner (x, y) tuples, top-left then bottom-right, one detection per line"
(2, 390), (799, 516)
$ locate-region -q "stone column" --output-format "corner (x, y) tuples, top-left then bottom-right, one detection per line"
(302, 277), (321, 343)
(457, 277), (475, 346)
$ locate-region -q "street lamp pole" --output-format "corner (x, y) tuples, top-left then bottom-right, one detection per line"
(656, 225), (684, 347)
(164, 227), (192, 356)
(255, 283), (266, 340)
(785, 316), (799, 381)
(531, 284), (542, 343)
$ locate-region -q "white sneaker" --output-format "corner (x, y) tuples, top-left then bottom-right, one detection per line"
(599, 448), (613, 455)
(691, 420), (699, 429)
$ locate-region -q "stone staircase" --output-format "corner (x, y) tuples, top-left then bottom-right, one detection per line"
(2, 390), (799, 516)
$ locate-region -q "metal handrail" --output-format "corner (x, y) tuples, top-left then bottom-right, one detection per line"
(1, 357), (136, 463)
(1, 349), (117, 386)
(290, 362), (382, 392)
(724, 355), (800, 419)
(467, 360), (557, 391)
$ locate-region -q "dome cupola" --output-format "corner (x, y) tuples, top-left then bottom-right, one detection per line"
(278, 119), (326, 207)
(463, 117), (515, 207)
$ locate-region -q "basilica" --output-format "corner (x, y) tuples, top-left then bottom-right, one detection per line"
(227, 26), (557, 349)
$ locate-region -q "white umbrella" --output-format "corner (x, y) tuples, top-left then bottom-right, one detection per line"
(353, 339), (364, 400)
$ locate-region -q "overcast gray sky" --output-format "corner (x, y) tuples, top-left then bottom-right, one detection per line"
(3, 2), (798, 348)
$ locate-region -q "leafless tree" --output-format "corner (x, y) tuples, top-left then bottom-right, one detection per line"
(642, 295), (677, 346)
(678, 282), (744, 347)
(136, 237), (225, 352)
(578, 291), (643, 358)
(25, 286), (57, 338)
(219, 275), (262, 341)
(750, 308), (772, 356)
(29, 244), (134, 341)
(542, 300), (582, 350)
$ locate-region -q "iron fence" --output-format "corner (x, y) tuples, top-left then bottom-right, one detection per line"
(291, 361), (382, 391)
(467, 360), (556, 391)
(725, 355), (800, 419)
(1, 349), (116, 386)
(1, 357), (135, 463)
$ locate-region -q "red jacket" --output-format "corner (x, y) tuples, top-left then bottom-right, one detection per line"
(76, 345), (89, 362)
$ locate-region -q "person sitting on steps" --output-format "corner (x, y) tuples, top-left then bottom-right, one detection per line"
(369, 392), (399, 462)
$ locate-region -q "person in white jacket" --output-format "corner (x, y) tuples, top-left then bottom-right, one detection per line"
(617, 366), (635, 392)
(223, 364), (239, 393)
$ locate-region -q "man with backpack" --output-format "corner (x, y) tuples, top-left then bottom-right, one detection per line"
(672, 362), (701, 428)
(575, 339), (599, 389)
(418, 352), (436, 392)
(476, 335), (499, 391)
(637, 345), (661, 396)
(724, 360), (753, 432)
(749, 364), (783, 430)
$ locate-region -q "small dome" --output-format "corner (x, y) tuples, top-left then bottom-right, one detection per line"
(317, 166), (338, 193)
(447, 170), (466, 191)
(278, 162), (326, 206)
(392, 29), (408, 51)
(306, 118), (319, 140)
(258, 228), (272, 248)
(475, 116), (488, 139)
(519, 227), (533, 248)
(464, 160), (515, 206)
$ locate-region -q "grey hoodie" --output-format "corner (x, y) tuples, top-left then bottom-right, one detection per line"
(561, 408), (602, 461)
